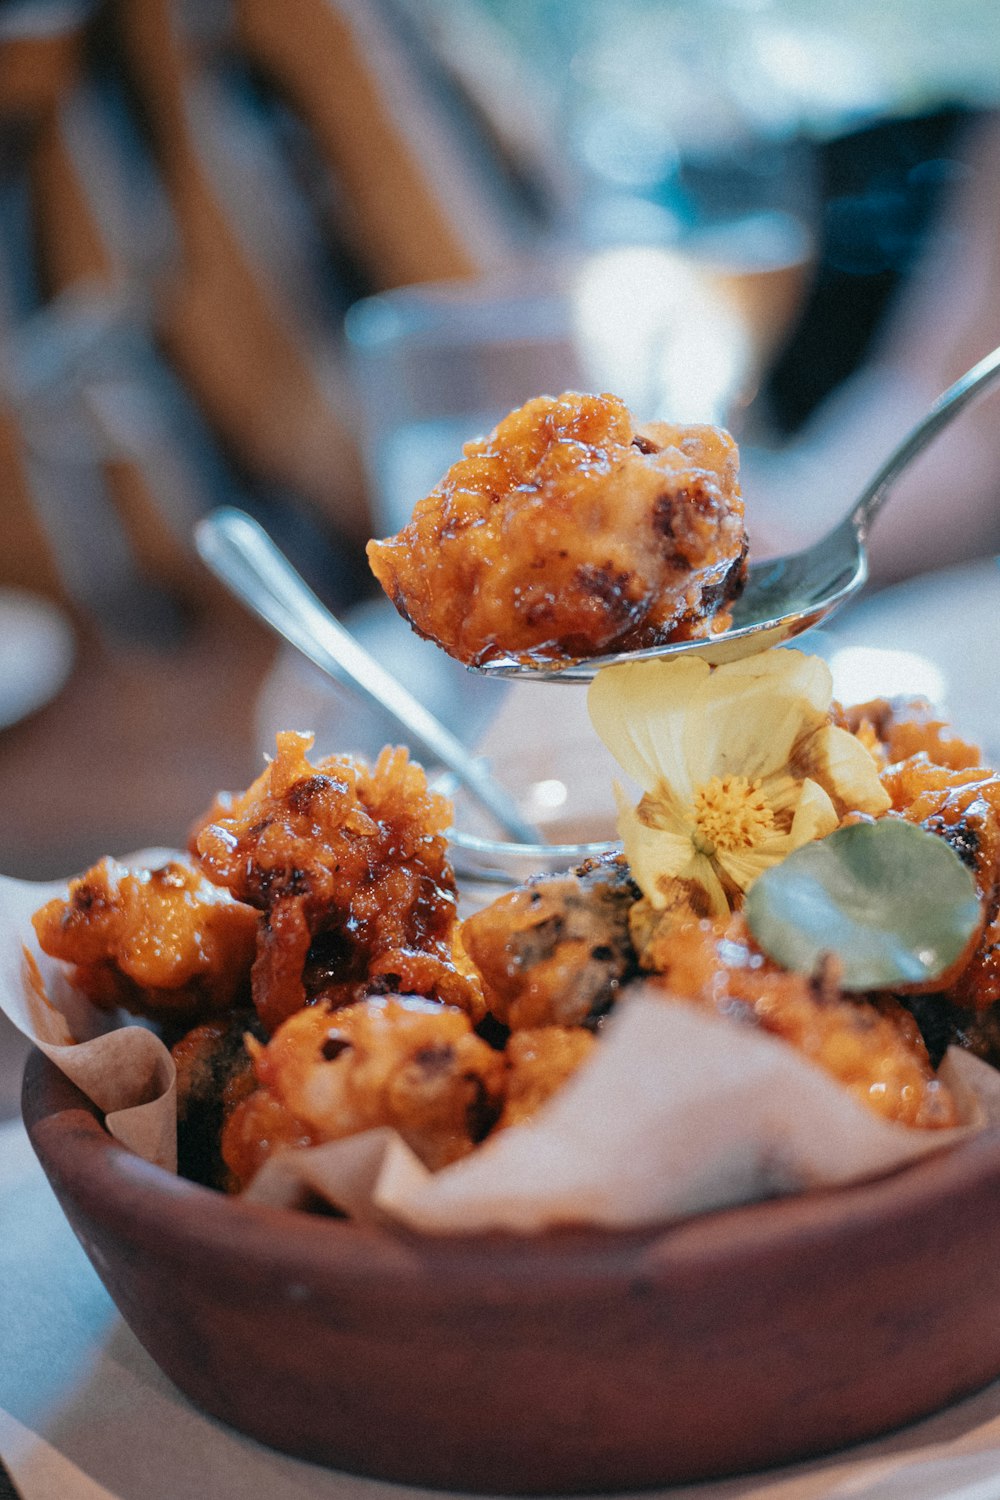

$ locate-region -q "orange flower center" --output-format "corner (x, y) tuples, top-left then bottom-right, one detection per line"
(692, 775), (776, 856)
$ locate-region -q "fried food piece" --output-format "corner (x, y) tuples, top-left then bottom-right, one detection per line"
(640, 913), (958, 1129)
(195, 733), (476, 1032)
(461, 854), (639, 1030)
(32, 857), (258, 1024)
(879, 755), (1000, 1011)
(219, 1085), (316, 1193)
(836, 698), (1000, 1013)
(367, 391), (747, 667)
(222, 995), (507, 1186)
(172, 1011), (264, 1189)
(500, 1026), (597, 1128)
(840, 696), (983, 771)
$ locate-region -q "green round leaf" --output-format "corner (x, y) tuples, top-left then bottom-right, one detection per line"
(744, 819), (981, 991)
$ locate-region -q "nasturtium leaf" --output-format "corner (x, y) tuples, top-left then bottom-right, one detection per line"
(744, 819), (981, 991)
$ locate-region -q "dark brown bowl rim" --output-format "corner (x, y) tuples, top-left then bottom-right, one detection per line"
(22, 1044), (1000, 1292)
(26, 1046), (1000, 1494)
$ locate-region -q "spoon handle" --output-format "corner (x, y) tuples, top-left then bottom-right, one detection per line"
(195, 508), (542, 845)
(852, 343), (1000, 537)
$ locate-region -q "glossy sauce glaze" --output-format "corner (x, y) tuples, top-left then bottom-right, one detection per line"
(367, 391), (748, 666)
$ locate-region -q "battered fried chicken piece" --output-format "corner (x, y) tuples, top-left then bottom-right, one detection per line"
(461, 854), (639, 1030)
(172, 1011), (264, 1189)
(222, 995), (507, 1187)
(831, 697), (1000, 1012)
(639, 913), (958, 1129)
(32, 857), (258, 1025)
(367, 391), (747, 667)
(840, 696), (983, 771)
(500, 1027), (597, 1128)
(195, 733), (476, 1032)
(879, 756), (1000, 1012)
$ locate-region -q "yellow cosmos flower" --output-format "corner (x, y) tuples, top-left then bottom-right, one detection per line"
(587, 650), (890, 917)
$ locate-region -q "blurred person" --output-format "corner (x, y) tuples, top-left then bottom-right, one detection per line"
(742, 109), (1000, 586)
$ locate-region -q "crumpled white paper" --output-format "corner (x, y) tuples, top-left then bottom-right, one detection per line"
(2, 858), (177, 1171)
(6, 854), (1000, 1231)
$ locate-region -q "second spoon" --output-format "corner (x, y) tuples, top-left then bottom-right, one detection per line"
(195, 507), (541, 846)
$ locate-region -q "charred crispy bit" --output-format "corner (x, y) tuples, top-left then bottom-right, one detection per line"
(367, 391), (747, 667)
(946, 1000), (1000, 1069)
(639, 913), (958, 1129)
(195, 732), (477, 1032)
(461, 854), (640, 1030)
(500, 1026), (597, 1128)
(222, 995), (507, 1187)
(172, 1011), (265, 1189)
(900, 991), (1000, 1070)
(32, 857), (258, 1025)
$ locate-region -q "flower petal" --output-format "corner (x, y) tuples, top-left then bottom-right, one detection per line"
(718, 837), (796, 892)
(589, 659), (710, 798)
(616, 799), (697, 906)
(718, 649), (833, 714)
(692, 857), (733, 918)
(794, 724), (891, 817)
(759, 769), (806, 819)
(787, 777), (839, 846)
(617, 793), (733, 916)
(681, 650), (832, 787)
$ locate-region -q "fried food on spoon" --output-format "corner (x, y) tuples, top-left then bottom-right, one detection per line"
(367, 391), (748, 667)
(32, 857), (258, 1024)
(195, 732), (476, 1032)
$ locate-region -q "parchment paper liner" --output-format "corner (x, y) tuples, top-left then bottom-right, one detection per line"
(6, 856), (1000, 1232)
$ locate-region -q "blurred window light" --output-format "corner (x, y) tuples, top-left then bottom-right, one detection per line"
(751, 26), (888, 123)
(828, 646), (946, 706)
(570, 244), (750, 422)
(527, 778), (569, 812)
(573, 105), (679, 192)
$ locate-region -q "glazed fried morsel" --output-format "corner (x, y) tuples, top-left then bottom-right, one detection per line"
(639, 913), (958, 1129)
(460, 854), (639, 1030)
(883, 758), (1000, 1012)
(847, 698), (1000, 1013)
(500, 1027), (597, 1128)
(32, 857), (258, 1024)
(172, 1011), (263, 1189)
(841, 696), (983, 773)
(367, 391), (747, 667)
(195, 733), (477, 1032)
(222, 995), (507, 1187)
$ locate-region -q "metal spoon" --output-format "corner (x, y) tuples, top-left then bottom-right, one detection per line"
(194, 507), (542, 845)
(475, 343), (1000, 683)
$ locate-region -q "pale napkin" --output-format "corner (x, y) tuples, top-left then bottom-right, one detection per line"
(2, 858), (177, 1171)
(5, 855), (1000, 1230)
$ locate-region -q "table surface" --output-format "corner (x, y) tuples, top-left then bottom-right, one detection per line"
(6, 565), (1000, 1498)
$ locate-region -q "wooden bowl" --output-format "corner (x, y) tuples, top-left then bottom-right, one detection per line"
(22, 1047), (1000, 1493)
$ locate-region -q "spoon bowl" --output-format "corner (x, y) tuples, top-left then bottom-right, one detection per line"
(476, 344), (1000, 683)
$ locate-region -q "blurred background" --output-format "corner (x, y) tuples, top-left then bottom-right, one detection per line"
(3, 0), (1000, 894)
